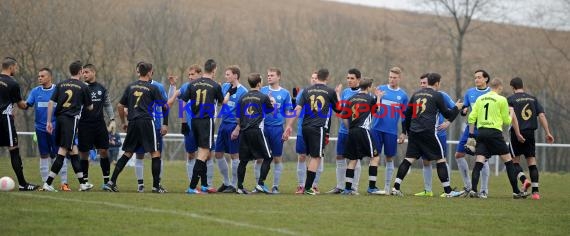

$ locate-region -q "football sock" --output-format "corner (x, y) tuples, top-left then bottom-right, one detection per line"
(189, 159), (205, 189)
(393, 159), (411, 190)
(368, 165), (378, 189)
(259, 158), (271, 186)
(353, 159), (361, 190)
(9, 148), (27, 185)
(385, 160), (394, 191)
(231, 159), (239, 187)
(60, 158), (69, 184)
(436, 162), (452, 194)
(481, 161), (490, 193)
(254, 161), (261, 184)
(305, 171), (316, 191)
(151, 158), (161, 188)
(471, 161), (483, 192)
(110, 154), (129, 185)
(423, 163), (433, 192)
(457, 157), (472, 189)
(273, 162), (283, 187)
(80, 159), (89, 181)
(69, 155), (86, 184)
(529, 165), (539, 193)
(46, 154), (65, 185)
(40, 158), (50, 182)
(297, 159), (306, 186)
(217, 157), (230, 186)
(314, 158), (323, 187)
(345, 168), (354, 190)
(504, 160), (520, 194)
(100, 157), (110, 183)
(514, 163), (527, 183)
(186, 159), (195, 182)
(336, 159), (346, 189)
(237, 160), (248, 189)
(135, 158), (144, 182)
(206, 159), (214, 187)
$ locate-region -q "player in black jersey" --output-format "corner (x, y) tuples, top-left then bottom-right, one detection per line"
(341, 78), (384, 195)
(284, 68), (341, 195)
(180, 59), (224, 194)
(43, 61), (94, 192)
(233, 73), (274, 194)
(508, 77), (554, 200)
(392, 73), (463, 197)
(0, 57), (39, 191)
(103, 62), (169, 193)
(78, 64), (115, 188)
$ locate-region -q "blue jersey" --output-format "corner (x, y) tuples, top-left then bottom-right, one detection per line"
(372, 85), (408, 135)
(338, 88), (360, 134)
(150, 80), (167, 128)
(437, 91), (456, 137)
(296, 89), (304, 136)
(220, 83), (248, 124)
(260, 86), (292, 126)
(462, 87), (490, 124)
(178, 82), (192, 124)
(26, 85), (56, 132)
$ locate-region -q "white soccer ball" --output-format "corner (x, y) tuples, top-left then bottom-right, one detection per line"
(0, 176), (16, 191)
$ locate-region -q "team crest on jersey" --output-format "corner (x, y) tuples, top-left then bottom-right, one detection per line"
(98, 91), (102, 95)
(232, 94), (236, 98)
(397, 96), (401, 100)
(373, 149), (378, 157)
(277, 95), (282, 100)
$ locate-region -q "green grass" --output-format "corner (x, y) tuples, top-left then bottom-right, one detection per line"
(1, 157), (569, 236)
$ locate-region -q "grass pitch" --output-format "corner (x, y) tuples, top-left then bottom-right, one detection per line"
(1, 157), (569, 236)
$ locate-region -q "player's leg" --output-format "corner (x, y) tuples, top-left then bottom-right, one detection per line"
(2, 115), (36, 190)
(214, 123), (230, 191)
(455, 126), (472, 194)
(527, 156), (540, 199)
(414, 159), (433, 197)
(134, 151), (145, 192)
(329, 132), (347, 194)
(36, 129), (51, 182)
(303, 126), (325, 195)
(49, 132), (69, 190)
(480, 160), (490, 197)
(268, 126), (284, 194)
(383, 132), (398, 194)
(104, 120), (138, 192)
(368, 155), (381, 194)
(312, 155), (324, 193)
(296, 136), (307, 193)
(392, 131), (421, 196)
(184, 130), (197, 184)
(343, 159), (358, 195)
(500, 153), (524, 198)
(188, 118), (212, 192)
(236, 131), (251, 194)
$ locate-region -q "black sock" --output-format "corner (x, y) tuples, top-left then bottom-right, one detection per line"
(69, 155), (86, 184)
(471, 162), (484, 192)
(47, 154), (66, 185)
(504, 160), (520, 194)
(110, 154), (130, 185)
(529, 165), (539, 193)
(190, 159), (205, 189)
(514, 163), (527, 183)
(152, 158), (161, 188)
(436, 162), (452, 194)
(368, 165), (378, 189)
(100, 157), (110, 183)
(80, 159), (89, 181)
(199, 160), (208, 188)
(237, 160), (247, 189)
(345, 168), (355, 190)
(394, 159), (412, 190)
(9, 148), (27, 186)
(259, 158), (272, 185)
(305, 171), (316, 191)
(138, 179), (144, 185)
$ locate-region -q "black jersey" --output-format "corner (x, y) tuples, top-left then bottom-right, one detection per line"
(119, 80), (163, 121)
(80, 81), (109, 123)
(0, 74), (23, 115)
(237, 90), (274, 130)
(180, 77), (224, 119)
(346, 93), (376, 130)
(403, 87), (459, 134)
(507, 92), (544, 131)
(297, 83), (340, 128)
(51, 78), (92, 117)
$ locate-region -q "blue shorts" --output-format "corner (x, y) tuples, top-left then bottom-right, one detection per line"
(184, 131), (197, 153)
(263, 125), (284, 157)
(336, 132), (348, 156)
(214, 122), (239, 154)
(295, 135), (306, 154)
(371, 130), (398, 157)
(36, 129), (57, 157)
(135, 129), (163, 154)
(455, 126), (478, 153)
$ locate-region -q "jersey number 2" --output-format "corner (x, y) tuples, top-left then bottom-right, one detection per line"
(62, 90), (73, 108)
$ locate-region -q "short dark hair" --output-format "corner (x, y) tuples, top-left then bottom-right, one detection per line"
(39, 67), (52, 76)
(204, 59), (216, 73)
(137, 62), (153, 76)
(510, 77), (524, 89)
(226, 65), (240, 80)
(419, 73), (429, 80)
(2, 57), (17, 70)
(348, 68), (361, 79)
(268, 67), (281, 77)
(358, 77), (373, 90)
(317, 69), (329, 81)
(247, 73), (262, 88)
(83, 63), (96, 72)
(474, 69), (490, 83)
(427, 73), (441, 86)
(69, 61), (83, 76)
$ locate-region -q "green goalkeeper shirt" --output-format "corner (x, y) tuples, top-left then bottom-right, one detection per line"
(468, 91), (511, 131)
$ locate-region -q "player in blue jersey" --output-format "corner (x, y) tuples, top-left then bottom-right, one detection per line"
(327, 68), (363, 194)
(455, 69), (491, 197)
(167, 64), (201, 190)
(293, 71), (324, 194)
(25, 68), (71, 191)
(215, 65), (248, 193)
(413, 73), (455, 197)
(133, 62), (173, 192)
(254, 67), (293, 194)
(371, 67), (408, 195)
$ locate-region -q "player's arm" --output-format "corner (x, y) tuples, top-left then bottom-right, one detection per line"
(467, 99), (479, 129)
(436, 93), (461, 122)
(535, 99), (553, 143)
(46, 100), (55, 134)
(509, 106), (525, 143)
(83, 86), (93, 111)
(12, 83), (28, 110)
(284, 91), (305, 140)
(331, 89), (341, 113)
(117, 86), (129, 131)
(460, 92), (470, 116)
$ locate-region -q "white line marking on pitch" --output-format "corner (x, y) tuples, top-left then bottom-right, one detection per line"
(13, 193), (303, 236)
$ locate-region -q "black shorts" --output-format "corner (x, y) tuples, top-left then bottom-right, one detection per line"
(0, 114), (18, 147)
(345, 128), (378, 160)
(509, 129), (536, 158)
(77, 121), (110, 152)
(191, 118), (214, 149)
(55, 115), (79, 150)
(239, 128), (271, 161)
(475, 128), (509, 157)
(405, 130), (445, 161)
(302, 126), (326, 158)
(122, 119), (158, 153)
